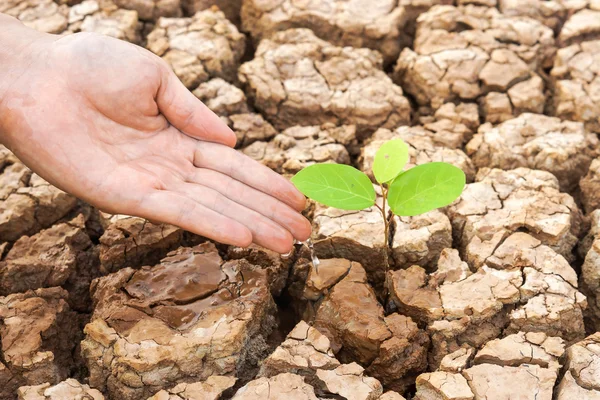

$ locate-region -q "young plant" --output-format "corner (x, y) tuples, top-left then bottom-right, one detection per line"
(291, 139), (466, 259)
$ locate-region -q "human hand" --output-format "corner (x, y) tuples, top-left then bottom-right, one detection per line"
(0, 19), (311, 253)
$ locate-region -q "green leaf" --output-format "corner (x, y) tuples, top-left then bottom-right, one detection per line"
(387, 162), (465, 216)
(372, 139), (409, 184)
(291, 164), (376, 210)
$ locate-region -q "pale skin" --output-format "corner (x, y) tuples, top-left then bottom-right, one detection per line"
(0, 14), (312, 253)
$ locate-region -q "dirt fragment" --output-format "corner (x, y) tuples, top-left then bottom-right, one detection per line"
(241, 0), (408, 64)
(394, 4), (555, 122)
(17, 379), (104, 400)
(228, 113), (277, 149)
(389, 233), (585, 366)
(81, 243), (277, 400)
(147, 9), (245, 89)
(555, 332), (600, 399)
(239, 29), (411, 135)
(67, 0), (141, 43)
(112, 0), (181, 21)
(466, 113), (598, 191)
(232, 373), (318, 400)
(192, 78), (249, 117)
(243, 125), (351, 175)
(447, 168), (582, 267)
(146, 376), (236, 400)
(550, 40), (600, 133)
(0, 288), (81, 400)
(98, 216), (183, 274)
(0, 0), (69, 33)
(0, 214), (98, 311)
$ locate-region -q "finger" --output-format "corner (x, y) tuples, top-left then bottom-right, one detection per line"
(135, 190), (252, 247)
(190, 168), (312, 241)
(175, 181), (295, 254)
(194, 141), (307, 211)
(155, 66), (236, 147)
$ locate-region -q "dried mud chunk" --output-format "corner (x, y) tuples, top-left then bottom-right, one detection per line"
(146, 376), (236, 400)
(389, 233), (585, 366)
(258, 320), (340, 382)
(17, 379), (105, 400)
(240, 0), (408, 64)
(419, 102), (480, 148)
(439, 347), (475, 372)
(310, 203), (387, 286)
(67, 0), (141, 43)
(467, 114), (598, 191)
(360, 126), (476, 182)
(550, 40), (600, 133)
(415, 333), (564, 400)
(229, 113), (277, 149)
(192, 78), (249, 117)
(499, 0), (567, 32)
(147, 9), (245, 89)
(0, 172), (77, 243)
(581, 159), (600, 213)
(112, 0), (181, 21)
(0, 288), (80, 400)
(394, 5), (555, 116)
(0, 0), (69, 34)
(559, 8), (600, 46)
(98, 216), (183, 274)
(0, 214), (97, 311)
(313, 261), (429, 392)
(555, 332), (600, 398)
(447, 168), (582, 266)
(81, 243), (277, 400)
(391, 211), (453, 271)
(243, 125), (350, 175)
(182, 0), (240, 25)
(232, 373), (318, 400)
(314, 363), (383, 400)
(226, 244), (292, 297)
(239, 29), (411, 135)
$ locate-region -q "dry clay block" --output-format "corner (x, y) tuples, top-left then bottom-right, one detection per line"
(311, 197), (451, 286)
(394, 5), (555, 123)
(581, 158), (600, 213)
(498, 0), (567, 32)
(556, 332), (600, 399)
(417, 102), (480, 148)
(414, 332), (565, 400)
(0, 0), (69, 34)
(229, 113), (277, 149)
(0, 214), (97, 311)
(290, 259), (429, 392)
(551, 40), (600, 133)
(466, 113), (598, 191)
(447, 168), (583, 268)
(0, 288), (81, 400)
(239, 29), (411, 136)
(147, 9), (245, 90)
(147, 376), (236, 400)
(580, 215), (600, 331)
(17, 379), (105, 400)
(98, 216), (183, 274)
(192, 78), (249, 118)
(558, 5), (600, 46)
(81, 242), (278, 400)
(0, 160), (77, 243)
(67, 0), (141, 43)
(388, 234), (586, 367)
(112, 0), (181, 21)
(242, 125), (352, 175)
(183, 0), (241, 25)
(360, 126), (476, 183)
(241, 0), (408, 64)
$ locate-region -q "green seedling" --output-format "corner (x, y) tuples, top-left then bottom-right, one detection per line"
(291, 138), (466, 269)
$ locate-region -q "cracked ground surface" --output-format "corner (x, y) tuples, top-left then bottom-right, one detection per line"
(6, 0), (600, 399)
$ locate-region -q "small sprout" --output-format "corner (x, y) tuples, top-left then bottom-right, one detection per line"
(291, 138), (466, 275)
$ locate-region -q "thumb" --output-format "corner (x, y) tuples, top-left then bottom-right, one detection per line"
(155, 66), (237, 147)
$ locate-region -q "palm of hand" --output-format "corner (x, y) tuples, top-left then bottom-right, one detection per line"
(0, 33), (310, 253)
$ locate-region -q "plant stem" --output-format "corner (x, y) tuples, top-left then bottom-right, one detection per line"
(377, 184), (392, 302)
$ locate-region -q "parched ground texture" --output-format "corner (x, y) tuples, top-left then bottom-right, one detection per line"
(4, 0), (600, 399)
